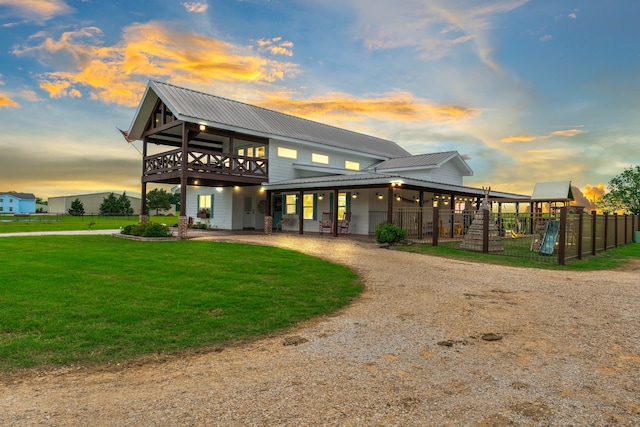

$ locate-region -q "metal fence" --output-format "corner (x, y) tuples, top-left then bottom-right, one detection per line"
(377, 207), (640, 265)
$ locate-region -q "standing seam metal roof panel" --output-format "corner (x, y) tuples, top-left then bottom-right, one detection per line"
(151, 81), (410, 159)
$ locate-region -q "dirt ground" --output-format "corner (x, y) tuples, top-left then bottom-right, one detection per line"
(1, 234), (639, 426)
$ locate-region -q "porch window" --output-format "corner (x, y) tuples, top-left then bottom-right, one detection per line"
(198, 194), (213, 218)
(312, 153), (329, 164)
(337, 193), (348, 220)
(285, 194), (298, 214)
(345, 160), (360, 171)
(303, 194), (317, 220)
(277, 146), (298, 159)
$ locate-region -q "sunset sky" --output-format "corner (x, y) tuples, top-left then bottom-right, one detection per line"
(1, 0), (638, 202)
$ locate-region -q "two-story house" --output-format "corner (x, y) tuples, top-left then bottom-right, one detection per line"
(127, 81), (525, 237)
(0, 192), (36, 214)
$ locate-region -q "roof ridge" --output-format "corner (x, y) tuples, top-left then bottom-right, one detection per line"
(151, 80), (399, 145)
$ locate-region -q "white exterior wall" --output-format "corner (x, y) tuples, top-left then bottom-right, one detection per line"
(430, 162), (465, 186)
(268, 139), (383, 183)
(187, 185), (268, 230)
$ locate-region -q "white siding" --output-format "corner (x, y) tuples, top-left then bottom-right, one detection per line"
(430, 161), (464, 186)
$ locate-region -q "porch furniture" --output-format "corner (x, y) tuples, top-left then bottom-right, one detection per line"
(337, 212), (351, 235)
(319, 212), (332, 233)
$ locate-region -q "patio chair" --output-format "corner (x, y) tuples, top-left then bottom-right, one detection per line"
(319, 212), (332, 233)
(337, 212), (351, 235)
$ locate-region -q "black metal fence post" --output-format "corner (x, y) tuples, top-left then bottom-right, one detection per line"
(591, 211), (597, 256)
(482, 209), (489, 254)
(558, 207), (567, 266)
(577, 210), (584, 260)
(433, 207), (439, 247)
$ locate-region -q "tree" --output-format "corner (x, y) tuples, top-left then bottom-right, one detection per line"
(167, 191), (181, 213)
(147, 188), (171, 215)
(100, 192), (134, 215)
(118, 192), (134, 215)
(68, 198), (85, 216)
(598, 165), (640, 214)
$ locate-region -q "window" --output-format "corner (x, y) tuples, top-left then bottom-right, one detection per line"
(198, 194), (213, 218)
(345, 160), (360, 171)
(311, 153), (329, 164)
(0, 198), (3, 202)
(277, 146), (298, 159)
(303, 194), (315, 220)
(285, 195), (297, 214)
(237, 146), (266, 157)
(9, 199), (13, 203)
(0, 207), (3, 212)
(9, 207), (13, 212)
(337, 193), (348, 220)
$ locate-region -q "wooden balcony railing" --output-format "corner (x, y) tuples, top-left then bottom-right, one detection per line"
(144, 148), (268, 179)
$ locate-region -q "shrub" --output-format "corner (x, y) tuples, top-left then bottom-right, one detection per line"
(375, 223), (408, 245)
(121, 222), (172, 238)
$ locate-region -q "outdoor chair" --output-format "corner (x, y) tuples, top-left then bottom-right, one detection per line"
(319, 212), (332, 233)
(337, 212), (351, 235)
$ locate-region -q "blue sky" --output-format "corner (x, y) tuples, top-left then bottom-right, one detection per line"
(1, 0), (639, 202)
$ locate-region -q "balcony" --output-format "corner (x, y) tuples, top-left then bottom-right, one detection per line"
(143, 148), (268, 185)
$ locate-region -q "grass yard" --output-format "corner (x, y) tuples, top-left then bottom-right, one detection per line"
(0, 214), (172, 233)
(396, 239), (640, 270)
(0, 236), (362, 372)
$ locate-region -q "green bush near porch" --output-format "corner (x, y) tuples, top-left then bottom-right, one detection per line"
(0, 236), (362, 372)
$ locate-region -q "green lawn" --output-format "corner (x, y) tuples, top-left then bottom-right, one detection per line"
(0, 236), (362, 372)
(397, 239), (640, 270)
(0, 214), (173, 233)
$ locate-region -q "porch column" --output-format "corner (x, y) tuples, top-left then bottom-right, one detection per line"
(298, 190), (304, 235)
(418, 190), (424, 237)
(178, 122), (189, 239)
(332, 189), (339, 237)
(449, 194), (454, 238)
(387, 185), (393, 224)
(264, 190), (273, 234)
(139, 136), (148, 224)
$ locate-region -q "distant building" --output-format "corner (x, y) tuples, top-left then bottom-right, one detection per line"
(0, 192), (36, 214)
(48, 192), (142, 215)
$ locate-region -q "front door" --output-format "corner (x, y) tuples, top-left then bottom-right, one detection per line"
(243, 196), (255, 229)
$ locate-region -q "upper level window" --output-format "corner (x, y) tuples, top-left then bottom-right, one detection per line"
(311, 153), (329, 164)
(237, 146), (266, 157)
(345, 160), (360, 171)
(277, 146), (297, 159)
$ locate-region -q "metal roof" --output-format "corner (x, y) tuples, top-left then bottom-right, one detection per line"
(0, 192), (35, 200)
(263, 173), (528, 199)
(531, 181), (574, 201)
(137, 81), (410, 159)
(371, 151), (473, 176)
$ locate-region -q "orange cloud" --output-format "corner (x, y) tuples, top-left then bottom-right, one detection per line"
(258, 91), (480, 124)
(0, 0), (73, 22)
(501, 128), (586, 143)
(0, 93), (20, 108)
(584, 183), (606, 201)
(13, 22), (299, 107)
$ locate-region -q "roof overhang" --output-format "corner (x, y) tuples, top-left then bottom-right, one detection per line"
(263, 173), (528, 200)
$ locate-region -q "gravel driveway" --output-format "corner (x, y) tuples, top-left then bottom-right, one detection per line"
(1, 234), (639, 426)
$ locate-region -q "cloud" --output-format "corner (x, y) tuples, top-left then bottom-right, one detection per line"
(501, 128), (586, 143)
(347, 0), (529, 71)
(568, 12), (577, 19)
(0, 0), (73, 22)
(0, 93), (20, 108)
(583, 183), (606, 200)
(256, 37), (294, 56)
(12, 22), (299, 107)
(257, 91), (481, 125)
(539, 34), (552, 42)
(182, 2), (208, 13)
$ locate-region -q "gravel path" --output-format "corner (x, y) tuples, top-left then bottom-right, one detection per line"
(1, 234), (639, 426)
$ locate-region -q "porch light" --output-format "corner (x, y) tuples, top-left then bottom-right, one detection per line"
(234, 186), (240, 191)
(352, 192), (358, 199)
(318, 193), (324, 200)
(199, 124), (206, 131)
(396, 195), (401, 202)
(390, 180), (403, 187)
(216, 187), (223, 192)
(376, 193), (383, 200)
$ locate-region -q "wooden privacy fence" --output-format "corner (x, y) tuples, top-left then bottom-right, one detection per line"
(382, 206), (640, 265)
